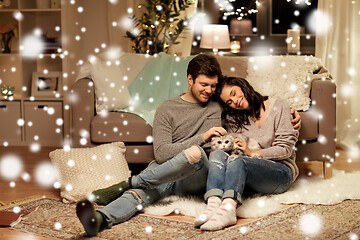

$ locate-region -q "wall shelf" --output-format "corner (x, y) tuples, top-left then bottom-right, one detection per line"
(0, 0), (65, 147)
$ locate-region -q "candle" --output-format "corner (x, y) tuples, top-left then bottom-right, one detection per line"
(287, 29), (300, 53)
(230, 41), (241, 53)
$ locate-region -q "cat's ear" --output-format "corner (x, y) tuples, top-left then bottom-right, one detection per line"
(229, 135), (235, 141)
(236, 133), (248, 142)
(227, 133), (235, 140)
(211, 136), (219, 143)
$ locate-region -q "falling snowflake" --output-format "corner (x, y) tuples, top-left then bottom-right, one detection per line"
(13, 206), (21, 214)
(30, 143), (41, 152)
(0, 154), (23, 180)
(80, 138), (87, 145)
(63, 144), (71, 152)
(17, 119), (25, 126)
(21, 34), (45, 58)
(349, 232), (359, 240)
(239, 226), (247, 234)
(54, 222), (62, 230)
(257, 199), (265, 208)
(47, 107), (55, 115)
(145, 226), (153, 233)
(146, 136), (153, 143)
(307, 10), (331, 35)
(53, 181), (61, 189)
(318, 135), (327, 144)
(34, 162), (58, 187)
(67, 160), (75, 167)
(299, 212), (322, 236)
(21, 172), (31, 182)
(13, 11), (23, 21)
(65, 184), (73, 191)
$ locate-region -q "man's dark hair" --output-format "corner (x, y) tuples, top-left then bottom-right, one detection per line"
(187, 54), (222, 82)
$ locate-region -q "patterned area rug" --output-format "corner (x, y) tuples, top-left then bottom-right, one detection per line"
(3, 198), (360, 239)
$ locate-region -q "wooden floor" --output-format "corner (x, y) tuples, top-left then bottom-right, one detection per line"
(0, 146), (359, 239)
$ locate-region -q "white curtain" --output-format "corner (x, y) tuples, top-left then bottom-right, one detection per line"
(316, 0), (360, 152)
(106, 0), (197, 57)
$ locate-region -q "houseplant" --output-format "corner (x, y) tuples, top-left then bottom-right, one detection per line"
(125, 0), (194, 55)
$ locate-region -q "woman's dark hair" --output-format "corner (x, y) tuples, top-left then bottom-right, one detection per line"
(215, 76), (268, 131)
(187, 54), (222, 82)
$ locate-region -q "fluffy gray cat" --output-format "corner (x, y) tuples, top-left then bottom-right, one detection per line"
(210, 133), (261, 155)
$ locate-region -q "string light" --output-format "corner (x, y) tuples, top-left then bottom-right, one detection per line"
(216, 0), (260, 20)
(287, 0), (312, 5)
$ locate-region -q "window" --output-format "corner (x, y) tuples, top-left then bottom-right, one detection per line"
(217, 0), (258, 35)
(192, 0), (318, 55)
(271, 0), (318, 34)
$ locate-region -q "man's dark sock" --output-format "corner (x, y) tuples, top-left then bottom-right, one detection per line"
(92, 177), (131, 205)
(76, 199), (104, 237)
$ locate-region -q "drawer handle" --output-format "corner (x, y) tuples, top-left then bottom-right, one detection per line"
(0, 105), (6, 108)
(38, 105), (48, 109)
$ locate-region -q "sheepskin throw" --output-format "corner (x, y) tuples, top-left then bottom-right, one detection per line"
(144, 170), (360, 219)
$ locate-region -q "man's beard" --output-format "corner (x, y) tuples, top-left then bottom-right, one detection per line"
(191, 88), (211, 103)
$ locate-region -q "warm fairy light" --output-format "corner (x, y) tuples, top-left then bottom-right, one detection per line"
(218, 0), (260, 20)
(287, 0), (312, 5)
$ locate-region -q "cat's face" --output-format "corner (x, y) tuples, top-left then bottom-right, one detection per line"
(211, 135), (235, 152)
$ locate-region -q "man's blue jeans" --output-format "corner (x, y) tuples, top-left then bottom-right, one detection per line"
(99, 146), (209, 227)
(205, 150), (293, 204)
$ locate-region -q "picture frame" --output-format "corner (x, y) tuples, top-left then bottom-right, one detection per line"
(31, 72), (62, 97)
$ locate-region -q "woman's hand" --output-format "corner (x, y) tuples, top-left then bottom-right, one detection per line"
(235, 138), (262, 157)
(203, 127), (227, 142)
(290, 109), (302, 131)
(234, 138), (251, 156)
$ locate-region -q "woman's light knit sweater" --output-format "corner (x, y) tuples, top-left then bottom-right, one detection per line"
(231, 98), (299, 182)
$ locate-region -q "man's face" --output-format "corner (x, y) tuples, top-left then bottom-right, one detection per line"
(188, 74), (218, 103)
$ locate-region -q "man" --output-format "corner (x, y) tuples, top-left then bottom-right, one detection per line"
(76, 54), (301, 237)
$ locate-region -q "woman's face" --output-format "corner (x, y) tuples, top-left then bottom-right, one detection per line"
(219, 84), (249, 110)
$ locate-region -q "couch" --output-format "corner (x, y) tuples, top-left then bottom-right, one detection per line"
(70, 53), (336, 178)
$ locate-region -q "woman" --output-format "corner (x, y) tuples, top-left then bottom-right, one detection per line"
(194, 76), (299, 231)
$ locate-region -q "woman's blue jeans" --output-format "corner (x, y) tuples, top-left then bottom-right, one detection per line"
(205, 150), (293, 204)
(98, 146), (209, 227)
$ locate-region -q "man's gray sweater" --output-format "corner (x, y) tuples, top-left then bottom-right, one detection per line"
(153, 95), (223, 163)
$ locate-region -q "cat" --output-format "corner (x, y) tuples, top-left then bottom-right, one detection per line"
(210, 133), (261, 155)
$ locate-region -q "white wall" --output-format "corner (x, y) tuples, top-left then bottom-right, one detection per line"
(78, 0), (110, 62)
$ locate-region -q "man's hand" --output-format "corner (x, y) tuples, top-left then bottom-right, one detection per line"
(290, 109), (301, 131)
(203, 127), (227, 142)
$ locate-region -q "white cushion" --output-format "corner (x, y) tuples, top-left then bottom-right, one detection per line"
(246, 56), (324, 111)
(90, 55), (131, 113)
(49, 142), (131, 203)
